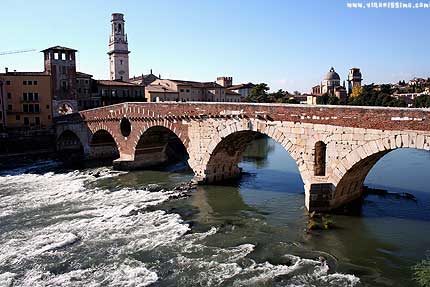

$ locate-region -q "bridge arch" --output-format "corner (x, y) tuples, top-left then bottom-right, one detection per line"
(330, 133), (430, 209)
(56, 130), (85, 160)
(195, 119), (309, 185)
(130, 125), (189, 169)
(89, 129), (120, 160)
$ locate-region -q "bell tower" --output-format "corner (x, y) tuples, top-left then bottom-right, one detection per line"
(108, 13), (130, 81)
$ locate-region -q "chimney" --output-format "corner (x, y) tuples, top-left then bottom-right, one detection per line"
(158, 74), (161, 79)
(5, 67), (8, 73)
(150, 69), (153, 74)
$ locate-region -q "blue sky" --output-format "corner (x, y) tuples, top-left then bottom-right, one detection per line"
(1, 0), (429, 92)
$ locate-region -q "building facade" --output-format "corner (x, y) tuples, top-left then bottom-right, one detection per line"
(0, 70), (53, 128)
(76, 72), (100, 110)
(42, 46), (78, 116)
(96, 80), (144, 106)
(347, 68), (362, 95)
(226, 83), (255, 101)
(145, 79), (241, 102)
(108, 13), (130, 81)
(0, 79), (5, 130)
(311, 67), (362, 103)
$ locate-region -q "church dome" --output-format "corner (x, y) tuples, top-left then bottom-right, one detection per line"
(324, 67), (340, 81)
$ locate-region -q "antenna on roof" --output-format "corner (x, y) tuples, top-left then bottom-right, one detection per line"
(0, 49), (36, 56)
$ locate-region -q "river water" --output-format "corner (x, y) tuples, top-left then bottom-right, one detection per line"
(0, 137), (429, 286)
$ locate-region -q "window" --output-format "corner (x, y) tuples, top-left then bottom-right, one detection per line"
(23, 81), (27, 85)
(7, 93), (11, 99)
(76, 80), (79, 84)
(7, 105), (12, 111)
(23, 93), (28, 101)
(29, 104), (34, 113)
(23, 104), (28, 113)
(78, 88), (82, 93)
(186, 89), (190, 93)
(120, 60), (123, 65)
(16, 115), (20, 121)
(85, 80), (89, 84)
(46, 104), (50, 109)
(48, 115), (51, 120)
(34, 81), (38, 85)
(28, 81), (32, 85)
(24, 117), (29, 126)
(28, 93), (34, 101)
(35, 104), (40, 113)
(314, 141), (327, 176)
(6, 80), (10, 85)
(35, 117), (40, 125)
(180, 89), (184, 92)
(34, 93), (39, 101)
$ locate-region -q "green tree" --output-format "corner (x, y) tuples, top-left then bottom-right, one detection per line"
(414, 95), (430, 108)
(247, 83), (270, 103)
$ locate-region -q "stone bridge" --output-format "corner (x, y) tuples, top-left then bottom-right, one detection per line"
(55, 102), (430, 211)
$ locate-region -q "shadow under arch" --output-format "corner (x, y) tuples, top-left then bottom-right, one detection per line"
(89, 129), (120, 160)
(203, 130), (304, 185)
(56, 130), (84, 161)
(132, 125), (190, 170)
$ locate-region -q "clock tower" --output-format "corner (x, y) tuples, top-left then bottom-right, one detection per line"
(108, 13), (130, 81)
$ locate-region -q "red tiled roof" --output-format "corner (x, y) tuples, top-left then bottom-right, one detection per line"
(227, 83), (255, 90)
(145, 84), (178, 93)
(168, 79), (224, 88)
(41, 46), (77, 52)
(97, 80), (140, 87)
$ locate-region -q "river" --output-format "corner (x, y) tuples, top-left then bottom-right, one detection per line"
(0, 137), (429, 286)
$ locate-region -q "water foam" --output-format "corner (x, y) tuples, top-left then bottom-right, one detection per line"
(0, 165), (189, 286)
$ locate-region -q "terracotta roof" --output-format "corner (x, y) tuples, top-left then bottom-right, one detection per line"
(0, 71), (48, 76)
(41, 46), (77, 52)
(145, 84), (178, 93)
(168, 79), (224, 88)
(97, 80), (140, 87)
(76, 71), (93, 78)
(227, 83), (255, 90)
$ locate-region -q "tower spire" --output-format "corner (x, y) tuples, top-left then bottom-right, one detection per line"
(108, 13), (130, 81)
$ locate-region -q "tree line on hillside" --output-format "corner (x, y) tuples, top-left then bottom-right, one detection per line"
(245, 83), (300, 104)
(246, 83), (430, 108)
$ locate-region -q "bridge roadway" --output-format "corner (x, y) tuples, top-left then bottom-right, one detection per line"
(55, 102), (430, 211)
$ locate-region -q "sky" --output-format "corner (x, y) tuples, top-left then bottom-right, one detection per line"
(1, 0), (429, 93)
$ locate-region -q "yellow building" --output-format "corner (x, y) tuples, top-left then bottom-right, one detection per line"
(0, 70), (53, 128)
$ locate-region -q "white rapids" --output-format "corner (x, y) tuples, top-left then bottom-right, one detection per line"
(0, 162), (360, 287)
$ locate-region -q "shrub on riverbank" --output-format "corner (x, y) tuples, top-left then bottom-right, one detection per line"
(413, 258), (430, 287)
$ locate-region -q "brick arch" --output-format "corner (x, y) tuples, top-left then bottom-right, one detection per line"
(198, 119), (307, 184)
(56, 128), (87, 152)
(130, 121), (190, 158)
(329, 132), (429, 208)
(87, 123), (122, 153)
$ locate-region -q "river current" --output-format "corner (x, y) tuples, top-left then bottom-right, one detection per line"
(0, 137), (429, 286)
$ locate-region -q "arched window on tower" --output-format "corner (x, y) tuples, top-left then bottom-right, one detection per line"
(314, 141), (326, 176)
(118, 23), (122, 33)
